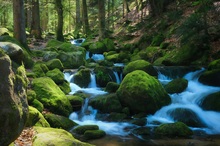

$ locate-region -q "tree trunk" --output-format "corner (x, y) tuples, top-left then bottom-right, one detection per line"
(98, 0), (106, 40)
(82, 0), (90, 36)
(41, 0), (49, 32)
(55, 0), (64, 41)
(75, 0), (81, 38)
(31, 0), (42, 39)
(13, 0), (27, 48)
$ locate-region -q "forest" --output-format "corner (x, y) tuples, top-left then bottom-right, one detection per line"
(0, 0), (220, 146)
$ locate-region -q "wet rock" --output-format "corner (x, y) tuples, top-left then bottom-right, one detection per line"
(165, 78), (188, 94)
(200, 91), (220, 112)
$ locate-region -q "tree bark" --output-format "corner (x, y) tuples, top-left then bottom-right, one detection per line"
(31, 0), (42, 39)
(13, 0), (27, 48)
(98, 0), (106, 40)
(82, 0), (90, 36)
(75, 0), (81, 38)
(55, 0), (64, 41)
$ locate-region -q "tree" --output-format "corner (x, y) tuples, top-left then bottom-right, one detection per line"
(30, 0), (42, 39)
(98, 0), (106, 40)
(55, 0), (64, 41)
(82, 0), (90, 36)
(13, 0), (27, 47)
(75, 0), (81, 38)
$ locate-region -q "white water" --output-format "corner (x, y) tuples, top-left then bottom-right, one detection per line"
(148, 69), (220, 134)
(86, 51), (105, 61)
(71, 38), (85, 46)
(113, 71), (121, 84)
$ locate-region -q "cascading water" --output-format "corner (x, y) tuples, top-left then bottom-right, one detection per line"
(148, 68), (220, 134)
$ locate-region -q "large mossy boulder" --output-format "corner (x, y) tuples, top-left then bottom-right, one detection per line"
(74, 68), (91, 88)
(84, 130), (106, 140)
(44, 113), (78, 130)
(164, 78), (188, 94)
(33, 127), (93, 146)
(123, 60), (158, 76)
(32, 63), (49, 77)
(117, 70), (171, 114)
(26, 106), (50, 127)
(105, 82), (120, 93)
(155, 122), (193, 138)
(46, 68), (65, 84)
(89, 41), (106, 54)
(89, 93), (122, 113)
(0, 53), (29, 146)
(45, 58), (64, 71)
(200, 91), (220, 112)
(67, 95), (84, 111)
(32, 77), (72, 116)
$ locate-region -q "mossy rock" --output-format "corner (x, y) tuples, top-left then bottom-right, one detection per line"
(72, 125), (99, 135)
(117, 70), (171, 114)
(132, 127), (151, 136)
(89, 93), (122, 113)
(32, 63), (49, 77)
(32, 77), (72, 116)
(84, 130), (106, 140)
(44, 113), (78, 130)
(0, 27), (11, 36)
(45, 39), (63, 49)
(94, 66), (116, 87)
(31, 99), (44, 113)
(33, 127), (93, 146)
(67, 95), (84, 111)
(123, 60), (158, 76)
(105, 112), (127, 122)
(59, 80), (71, 95)
(155, 122), (193, 138)
(208, 59), (220, 70)
(139, 46), (163, 63)
(27, 89), (37, 103)
(42, 51), (59, 61)
(26, 106), (50, 127)
(89, 41), (106, 54)
(168, 108), (206, 127)
(165, 78), (188, 94)
(102, 38), (115, 51)
(74, 68), (91, 88)
(198, 69), (220, 86)
(105, 53), (119, 62)
(46, 58), (64, 71)
(131, 118), (147, 126)
(151, 33), (165, 46)
(200, 91), (220, 112)
(46, 68), (65, 84)
(105, 82), (120, 93)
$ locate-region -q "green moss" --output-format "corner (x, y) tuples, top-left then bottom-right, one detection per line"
(105, 53), (119, 62)
(16, 64), (29, 87)
(27, 89), (37, 103)
(165, 78), (188, 94)
(89, 41), (106, 54)
(94, 66), (115, 87)
(102, 38), (115, 51)
(46, 59), (64, 71)
(32, 99), (44, 113)
(44, 113), (78, 130)
(84, 130), (106, 140)
(105, 82), (120, 93)
(67, 95), (84, 111)
(151, 33), (165, 46)
(46, 68), (65, 84)
(201, 91), (220, 111)
(32, 63), (49, 77)
(46, 39), (63, 48)
(155, 122), (193, 138)
(208, 59), (220, 70)
(74, 68), (91, 88)
(199, 69), (220, 86)
(139, 47), (163, 63)
(26, 106), (50, 127)
(72, 125), (99, 135)
(59, 80), (71, 95)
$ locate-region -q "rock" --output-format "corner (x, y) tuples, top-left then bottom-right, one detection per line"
(164, 78), (188, 94)
(105, 112), (127, 122)
(102, 38), (115, 51)
(72, 125), (99, 135)
(33, 127), (93, 146)
(74, 68), (91, 88)
(32, 63), (49, 77)
(42, 51), (58, 61)
(207, 59), (220, 70)
(59, 80), (71, 95)
(155, 122), (193, 138)
(46, 68), (65, 84)
(67, 95), (84, 111)
(84, 130), (106, 140)
(200, 91), (220, 112)
(117, 70), (171, 114)
(0, 53), (28, 146)
(32, 77), (72, 116)
(123, 60), (158, 76)
(139, 46), (163, 63)
(45, 58), (64, 71)
(89, 41), (106, 54)
(105, 82), (120, 93)
(32, 99), (44, 113)
(89, 93), (122, 113)
(44, 113), (78, 130)
(105, 52), (119, 62)
(26, 106), (50, 127)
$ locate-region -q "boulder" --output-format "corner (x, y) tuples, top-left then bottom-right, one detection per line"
(46, 68), (65, 84)
(102, 38), (115, 51)
(0, 53), (29, 146)
(32, 63), (49, 77)
(105, 82), (120, 93)
(123, 60), (158, 76)
(89, 41), (106, 54)
(32, 77), (72, 116)
(59, 80), (71, 95)
(46, 58), (64, 71)
(164, 78), (188, 94)
(117, 70), (171, 114)
(155, 122), (193, 138)
(26, 106), (50, 127)
(67, 95), (84, 111)
(72, 125), (99, 135)
(200, 91), (220, 112)
(84, 130), (106, 140)
(74, 68), (91, 88)
(44, 113), (78, 130)
(33, 127), (93, 146)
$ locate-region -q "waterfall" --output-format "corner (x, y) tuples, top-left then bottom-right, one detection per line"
(113, 71), (121, 84)
(148, 68), (220, 134)
(88, 73), (97, 88)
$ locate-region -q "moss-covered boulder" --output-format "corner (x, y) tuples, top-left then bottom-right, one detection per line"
(164, 78), (188, 94)
(139, 46), (163, 63)
(200, 91), (220, 112)
(117, 70), (171, 114)
(105, 82), (120, 93)
(105, 112), (127, 122)
(168, 108), (206, 127)
(32, 63), (49, 77)
(32, 99), (44, 113)
(123, 60), (158, 76)
(44, 113), (78, 130)
(89, 93), (122, 113)
(27, 89), (36, 103)
(33, 127), (93, 146)
(94, 66), (116, 87)
(67, 95), (84, 111)
(0, 55), (29, 146)
(105, 52), (119, 62)
(46, 58), (64, 71)
(103, 38), (115, 51)
(46, 68), (65, 84)
(72, 125), (99, 135)
(74, 68), (91, 88)
(42, 51), (59, 61)
(155, 122), (193, 138)
(26, 106), (50, 127)
(0, 27), (11, 36)
(59, 80), (71, 95)
(89, 41), (106, 54)
(84, 130), (106, 140)
(32, 77), (72, 116)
